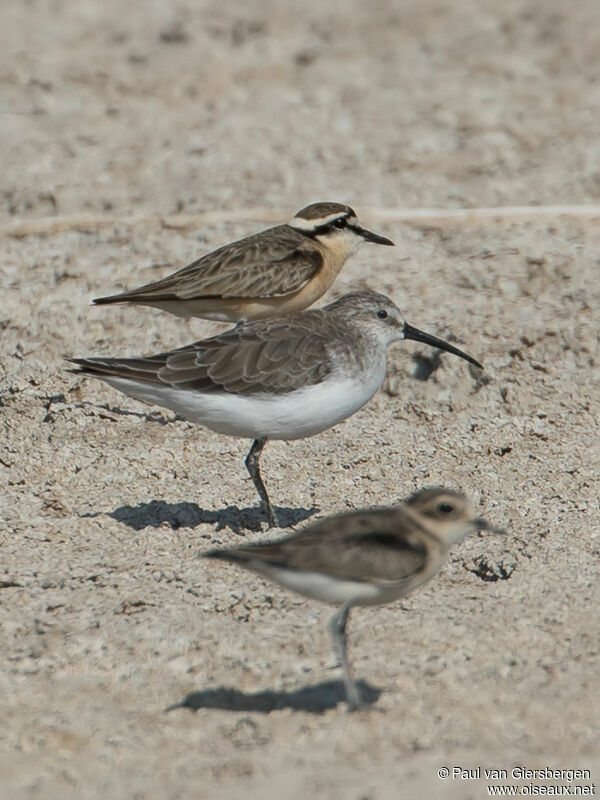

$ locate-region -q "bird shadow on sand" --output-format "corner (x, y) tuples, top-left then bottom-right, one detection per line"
(82, 500), (317, 533)
(166, 680), (382, 715)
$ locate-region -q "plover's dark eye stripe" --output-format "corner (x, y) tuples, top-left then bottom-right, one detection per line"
(308, 218), (349, 236)
(292, 213), (350, 237)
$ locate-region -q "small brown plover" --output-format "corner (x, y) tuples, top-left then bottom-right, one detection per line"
(92, 202), (394, 322)
(202, 487), (504, 710)
(69, 291), (482, 527)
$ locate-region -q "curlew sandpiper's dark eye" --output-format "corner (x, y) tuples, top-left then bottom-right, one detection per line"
(437, 502), (455, 514)
(377, 309), (389, 320)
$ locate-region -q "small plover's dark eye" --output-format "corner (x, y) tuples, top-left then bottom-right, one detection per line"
(332, 218), (347, 229)
(377, 309), (389, 320)
(437, 502), (455, 514)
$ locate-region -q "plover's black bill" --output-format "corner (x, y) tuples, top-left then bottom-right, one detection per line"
(354, 226), (395, 246)
(402, 322), (483, 369)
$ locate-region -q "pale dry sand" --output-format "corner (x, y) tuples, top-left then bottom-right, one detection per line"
(1, 1), (599, 798)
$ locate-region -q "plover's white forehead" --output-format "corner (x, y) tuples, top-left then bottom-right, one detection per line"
(405, 487), (468, 507)
(290, 212), (355, 231)
(290, 202), (356, 231)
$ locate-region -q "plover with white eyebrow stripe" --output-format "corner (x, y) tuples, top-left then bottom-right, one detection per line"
(68, 290), (482, 527)
(202, 487), (504, 710)
(92, 202), (394, 322)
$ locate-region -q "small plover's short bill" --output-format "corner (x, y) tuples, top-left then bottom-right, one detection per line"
(68, 290), (483, 527)
(202, 487), (505, 710)
(92, 202), (394, 322)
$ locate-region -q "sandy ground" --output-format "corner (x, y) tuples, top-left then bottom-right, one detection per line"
(2, 0), (600, 797)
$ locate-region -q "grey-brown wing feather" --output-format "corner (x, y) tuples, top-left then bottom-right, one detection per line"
(108, 226), (322, 301)
(69, 311), (341, 395)
(206, 509), (429, 583)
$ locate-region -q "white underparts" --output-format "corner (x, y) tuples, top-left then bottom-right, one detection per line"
(102, 363), (386, 440)
(252, 563), (384, 605)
